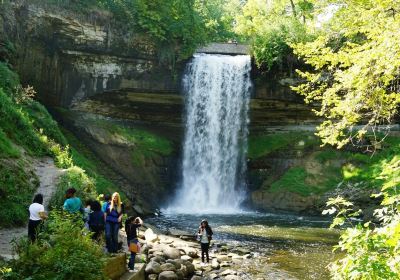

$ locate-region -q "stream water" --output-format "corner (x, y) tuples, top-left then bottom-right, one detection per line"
(148, 212), (338, 280)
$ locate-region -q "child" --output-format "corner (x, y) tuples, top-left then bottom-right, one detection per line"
(125, 216), (143, 272)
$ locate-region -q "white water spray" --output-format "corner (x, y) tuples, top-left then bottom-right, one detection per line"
(167, 54), (252, 214)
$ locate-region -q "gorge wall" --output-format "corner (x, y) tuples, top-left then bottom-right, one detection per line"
(1, 1), (348, 215)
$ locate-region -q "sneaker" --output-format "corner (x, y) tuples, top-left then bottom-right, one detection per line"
(129, 269), (137, 273)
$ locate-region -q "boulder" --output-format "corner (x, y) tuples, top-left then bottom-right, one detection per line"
(183, 261), (195, 275)
(144, 228), (159, 243)
(160, 263), (177, 272)
(166, 259), (182, 269)
(175, 270), (184, 280)
(181, 255), (193, 262)
(163, 247), (181, 260)
(190, 276), (202, 280)
(148, 274), (158, 280)
(151, 256), (166, 264)
(158, 271), (178, 280)
(211, 259), (220, 269)
(145, 261), (162, 274)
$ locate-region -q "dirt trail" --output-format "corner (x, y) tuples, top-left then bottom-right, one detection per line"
(0, 157), (62, 260)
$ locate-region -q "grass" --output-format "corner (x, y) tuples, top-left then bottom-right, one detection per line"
(248, 132), (318, 159)
(0, 128), (20, 158)
(269, 166), (341, 196)
(62, 128), (128, 201)
(0, 159), (39, 228)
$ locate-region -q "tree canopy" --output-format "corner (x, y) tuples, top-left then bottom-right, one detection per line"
(292, 0), (400, 148)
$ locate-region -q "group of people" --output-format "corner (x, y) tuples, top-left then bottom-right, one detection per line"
(28, 188), (144, 272)
(28, 187), (214, 271)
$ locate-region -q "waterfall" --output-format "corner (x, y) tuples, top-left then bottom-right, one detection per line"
(168, 53), (252, 214)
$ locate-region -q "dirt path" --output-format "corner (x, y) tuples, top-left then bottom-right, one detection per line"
(0, 157), (62, 260)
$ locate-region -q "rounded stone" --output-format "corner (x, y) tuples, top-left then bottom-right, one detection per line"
(145, 261), (162, 274)
(160, 263), (177, 272)
(158, 271), (178, 280)
(163, 247), (181, 259)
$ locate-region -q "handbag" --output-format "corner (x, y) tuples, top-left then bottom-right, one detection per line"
(129, 240), (140, 253)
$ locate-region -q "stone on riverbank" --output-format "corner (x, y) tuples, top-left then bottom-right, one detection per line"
(159, 271), (178, 280)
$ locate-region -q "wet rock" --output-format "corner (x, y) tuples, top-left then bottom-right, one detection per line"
(163, 247), (181, 259)
(161, 263), (177, 272)
(145, 261), (161, 274)
(190, 276), (202, 280)
(159, 271), (178, 280)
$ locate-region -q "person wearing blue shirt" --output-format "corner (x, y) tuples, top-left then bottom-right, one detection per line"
(63, 188), (82, 214)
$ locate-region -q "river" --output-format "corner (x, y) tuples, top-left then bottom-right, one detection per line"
(147, 212), (339, 280)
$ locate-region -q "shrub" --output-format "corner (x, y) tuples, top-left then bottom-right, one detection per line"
(50, 166), (97, 209)
(3, 211), (106, 280)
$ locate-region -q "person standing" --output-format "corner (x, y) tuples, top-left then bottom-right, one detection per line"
(105, 192), (123, 253)
(88, 200), (105, 242)
(125, 216), (143, 272)
(198, 219), (213, 264)
(28, 194), (47, 242)
(101, 194), (111, 213)
(63, 188), (82, 214)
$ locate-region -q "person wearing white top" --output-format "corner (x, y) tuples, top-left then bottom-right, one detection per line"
(197, 219), (213, 264)
(28, 194), (47, 242)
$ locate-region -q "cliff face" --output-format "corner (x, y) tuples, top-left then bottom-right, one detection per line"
(1, 1), (178, 107)
(1, 1), (325, 213)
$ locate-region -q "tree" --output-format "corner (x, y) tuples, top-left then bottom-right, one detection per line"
(293, 0), (400, 148)
(235, 0), (314, 70)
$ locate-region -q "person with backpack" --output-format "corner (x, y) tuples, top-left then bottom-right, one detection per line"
(88, 200), (105, 242)
(105, 192), (123, 253)
(197, 219), (213, 264)
(28, 194), (47, 242)
(125, 216), (143, 272)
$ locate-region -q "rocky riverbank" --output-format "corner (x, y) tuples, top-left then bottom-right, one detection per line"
(127, 225), (268, 280)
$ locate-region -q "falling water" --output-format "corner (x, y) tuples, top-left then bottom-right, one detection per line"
(168, 54), (252, 214)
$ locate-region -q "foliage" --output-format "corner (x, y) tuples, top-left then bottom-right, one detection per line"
(323, 157), (400, 279)
(235, 0), (314, 70)
(50, 166), (97, 209)
(248, 132), (318, 158)
(2, 211), (106, 280)
(0, 159), (39, 228)
(292, 0), (400, 148)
